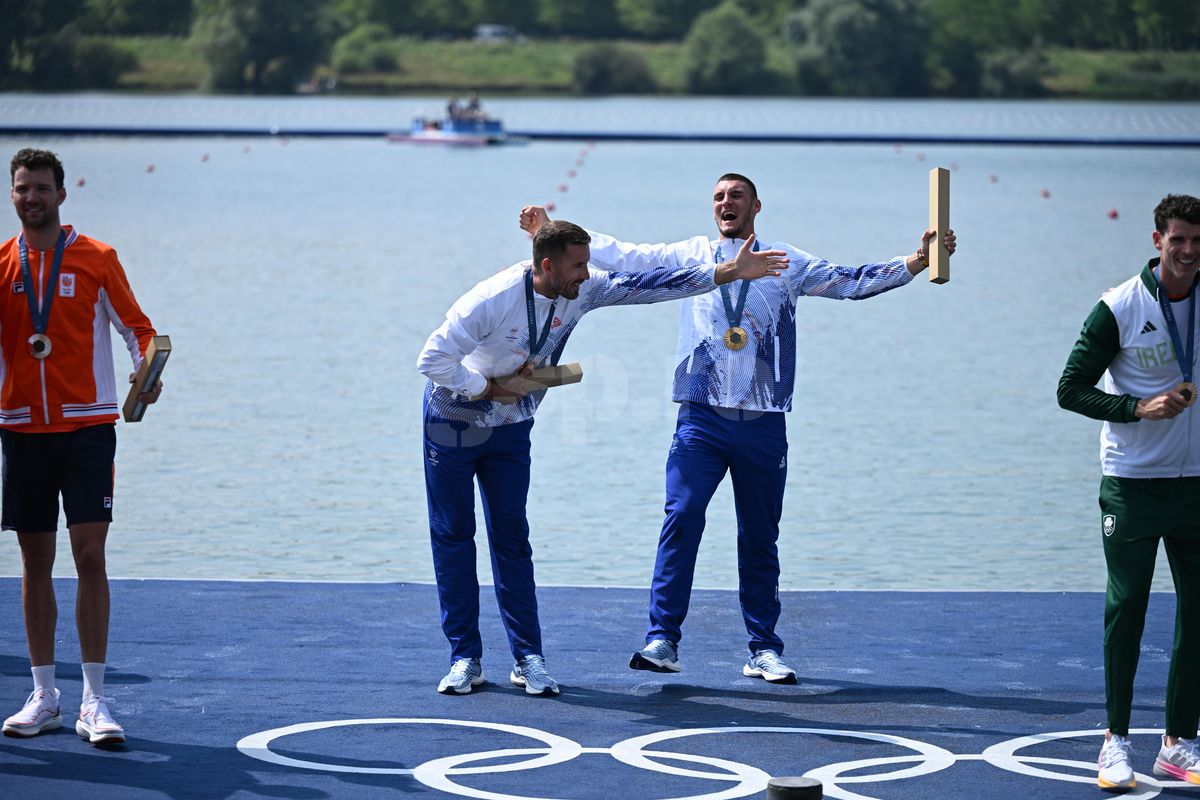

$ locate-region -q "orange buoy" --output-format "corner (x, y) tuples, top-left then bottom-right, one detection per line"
(1108, 208), (1119, 220)
(1040, 188), (1051, 198)
(75, 178), (85, 187)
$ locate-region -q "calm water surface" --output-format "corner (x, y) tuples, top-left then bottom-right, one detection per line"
(0, 95), (1197, 591)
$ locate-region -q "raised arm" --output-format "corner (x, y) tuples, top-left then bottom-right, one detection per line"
(521, 205), (693, 273)
(583, 237), (788, 310)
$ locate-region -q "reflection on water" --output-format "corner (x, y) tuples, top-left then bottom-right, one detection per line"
(0, 95), (1194, 591)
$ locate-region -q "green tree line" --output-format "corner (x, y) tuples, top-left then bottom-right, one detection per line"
(2, 0), (1197, 95)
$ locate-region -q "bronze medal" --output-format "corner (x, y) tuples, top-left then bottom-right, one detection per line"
(1175, 381), (1198, 407)
(723, 326), (748, 351)
(27, 333), (51, 360)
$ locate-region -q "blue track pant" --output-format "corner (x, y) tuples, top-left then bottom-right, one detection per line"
(423, 404), (541, 662)
(646, 402), (788, 654)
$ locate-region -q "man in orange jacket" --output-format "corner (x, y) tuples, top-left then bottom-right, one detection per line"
(1, 148), (162, 746)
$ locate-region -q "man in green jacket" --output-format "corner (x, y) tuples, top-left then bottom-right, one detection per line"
(1058, 193), (1200, 790)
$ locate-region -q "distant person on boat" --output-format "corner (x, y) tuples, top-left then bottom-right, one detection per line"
(464, 91), (484, 121)
(1058, 193), (1200, 791)
(447, 94), (462, 121)
(416, 220), (789, 697)
(1, 148), (163, 746)
(520, 174), (956, 685)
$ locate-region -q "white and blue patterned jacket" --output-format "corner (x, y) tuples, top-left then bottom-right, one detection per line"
(419, 259), (723, 428)
(586, 231), (913, 412)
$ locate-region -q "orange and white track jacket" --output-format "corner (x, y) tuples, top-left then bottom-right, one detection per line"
(0, 226), (156, 432)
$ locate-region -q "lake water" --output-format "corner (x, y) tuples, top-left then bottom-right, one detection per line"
(0, 94), (1198, 591)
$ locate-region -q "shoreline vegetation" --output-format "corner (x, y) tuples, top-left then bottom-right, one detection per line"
(112, 36), (1200, 100)
(5, 1), (1198, 101)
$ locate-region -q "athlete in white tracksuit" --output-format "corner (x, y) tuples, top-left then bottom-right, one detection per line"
(417, 220), (787, 693)
(519, 173), (955, 682)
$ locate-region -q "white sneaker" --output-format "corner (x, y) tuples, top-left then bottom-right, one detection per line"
(743, 649), (798, 684)
(438, 658), (485, 695)
(2, 688), (62, 737)
(509, 654), (560, 696)
(629, 639), (680, 673)
(1098, 733), (1135, 790)
(1153, 735), (1200, 784)
(76, 696), (125, 745)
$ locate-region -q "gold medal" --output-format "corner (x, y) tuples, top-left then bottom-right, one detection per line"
(1175, 381), (1198, 407)
(723, 326), (748, 350)
(27, 333), (51, 360)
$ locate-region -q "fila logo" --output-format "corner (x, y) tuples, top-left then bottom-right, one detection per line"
(59, 273), (75, 297)
(103, 497), (113, 509)
(11, 281), (24, 294)
(1140, 321), (1157, 334)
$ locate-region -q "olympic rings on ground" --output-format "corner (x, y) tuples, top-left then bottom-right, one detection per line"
(235, 718), (579, 777)
(236, 720), (1191, 800)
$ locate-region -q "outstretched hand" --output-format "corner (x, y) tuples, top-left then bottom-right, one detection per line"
(920, 227), (957, 259)
(909, 228), (957, 274)
(718, 234), (790, 284)
(519, 206), (550, 236)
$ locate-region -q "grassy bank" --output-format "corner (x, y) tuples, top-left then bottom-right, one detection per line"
(111, 35), (1200, 99)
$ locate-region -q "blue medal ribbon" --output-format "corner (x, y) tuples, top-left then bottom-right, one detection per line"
(1156, 266), (1197, 385)
(716, 238), (759, 331)
(524, 269), (556, 361)
(18, 230), (66, 336)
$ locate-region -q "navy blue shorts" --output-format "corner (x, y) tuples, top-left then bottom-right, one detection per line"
(1, 424), (116, 532)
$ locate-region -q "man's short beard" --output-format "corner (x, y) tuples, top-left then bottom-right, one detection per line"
(719, 221), (747, 240)
(19, 210), (55, 230)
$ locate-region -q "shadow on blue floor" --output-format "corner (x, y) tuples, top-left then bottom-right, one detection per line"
(0, 579), (1189, 799)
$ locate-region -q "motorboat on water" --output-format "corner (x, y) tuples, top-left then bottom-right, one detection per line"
(388, 116), (516, 146)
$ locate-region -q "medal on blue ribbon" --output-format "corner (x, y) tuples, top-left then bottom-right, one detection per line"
(1156, 266), (1198, 407)
(525, 269), (556, 362)
(716, 240), (756, 350)
(18, 230), (66, 360)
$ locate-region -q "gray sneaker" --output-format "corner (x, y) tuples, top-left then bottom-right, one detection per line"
(1153, 735), (1200, 784)
(629, 638), (681, 673)
(438, 658), (484, 695)
(509, 654), (560, 696)
(743, 649), (798, 684)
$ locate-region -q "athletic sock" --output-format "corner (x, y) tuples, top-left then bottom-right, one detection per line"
(31, 664), (56, 696)
(81, 662), (105, 701)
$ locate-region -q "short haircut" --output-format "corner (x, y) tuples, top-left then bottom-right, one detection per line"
(11, 148), (65, 189)
(1154, 194), (1200, 233)
(533, 220), (591, 269)
(716, 173), (757, 201)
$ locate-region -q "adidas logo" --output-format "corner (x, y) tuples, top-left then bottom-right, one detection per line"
(1140, 321), (1157, 334)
